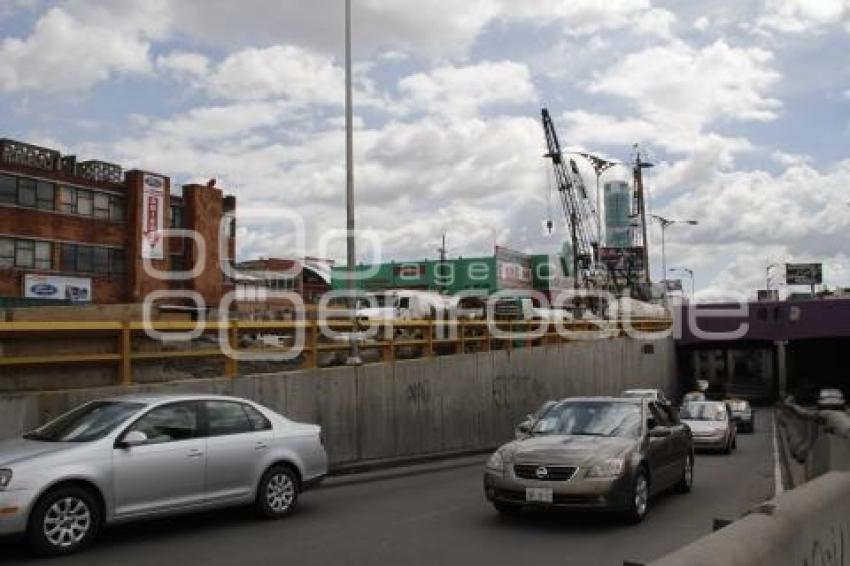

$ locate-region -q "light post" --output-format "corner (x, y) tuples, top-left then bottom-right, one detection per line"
(651, 215), (698, 284)
(765, 263), (779, 290)
(344, 0), (362, 365)
(669, 267), (694, 299)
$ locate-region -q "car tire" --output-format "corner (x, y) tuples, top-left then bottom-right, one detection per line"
(493, 502), (522, 516)
(723, 437), (732, 454)
(256, 465), (299, 519)
(27, 485), (102, 557)
(624, 468), (650, 523)
(732, 436), (737, 450)
(676, 454), (694, 493)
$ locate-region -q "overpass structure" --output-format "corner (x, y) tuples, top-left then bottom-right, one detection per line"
(676, 298), (850, 401)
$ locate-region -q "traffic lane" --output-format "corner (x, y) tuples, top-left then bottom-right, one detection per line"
(2, 411), (776, 566)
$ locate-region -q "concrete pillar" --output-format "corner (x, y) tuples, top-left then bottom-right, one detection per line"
(775, 340), (788, 399)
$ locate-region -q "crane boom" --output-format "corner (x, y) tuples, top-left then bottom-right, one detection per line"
(540, 108), (600, 286)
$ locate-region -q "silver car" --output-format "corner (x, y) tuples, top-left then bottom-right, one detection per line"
(679, 401), (736, 453)
(0, 394), (328, 555)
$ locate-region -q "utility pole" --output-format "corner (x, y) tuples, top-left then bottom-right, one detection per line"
(344, 0), (361, 366)
(436, 233), (447, 294)
(652, 215), (698, 285)
(632, 145), (653, 284)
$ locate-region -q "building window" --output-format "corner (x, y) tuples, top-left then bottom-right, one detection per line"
(170, 205), (184, 229)
(93, 192), (109, 219)
(60, 186), (76, 213)
(0, 238), (13, 268)
(36, 181), (54, 211)
(109, 196), (125, 221)
(93, 246), (109, 274)
(0, 175), (15, 204)
(17, 178), (36, 208)
(59, 243), (125, 276)
(76, 189), (93, 216)
(34, 241), (52, 270)
(15, 239), (34, 268)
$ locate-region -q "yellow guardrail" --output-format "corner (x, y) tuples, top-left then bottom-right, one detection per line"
(0, 318), (673, 386)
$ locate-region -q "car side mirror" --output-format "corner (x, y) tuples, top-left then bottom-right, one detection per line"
(119, 430), (148, 448)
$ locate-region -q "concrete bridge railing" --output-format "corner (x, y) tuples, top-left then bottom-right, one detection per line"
(648, 406), (850, 566)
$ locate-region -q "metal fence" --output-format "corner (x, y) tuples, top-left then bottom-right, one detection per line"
(0, 318), (672, 386)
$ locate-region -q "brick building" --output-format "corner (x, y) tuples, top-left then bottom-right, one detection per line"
(0, 138), (236, 306)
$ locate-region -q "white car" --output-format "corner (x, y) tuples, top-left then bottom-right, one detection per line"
(0, 394), (327, 556)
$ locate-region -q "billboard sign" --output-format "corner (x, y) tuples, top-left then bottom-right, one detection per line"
(785, 263), (822, 286)
(663, 279), (683, 292)
(495, 246), (532, 289)
(141, 174), (166, 259)
(23, 274), (91, 302)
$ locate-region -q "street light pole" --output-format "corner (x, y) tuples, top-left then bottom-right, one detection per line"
(669, 267), (695, 299)
(652, 215), (698, 287)
(344, 0), (362, 365)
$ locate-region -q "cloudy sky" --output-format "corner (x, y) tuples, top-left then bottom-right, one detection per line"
(1, 0), (849, 299)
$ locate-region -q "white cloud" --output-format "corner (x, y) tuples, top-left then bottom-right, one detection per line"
(156, 51), (209, 78)
(397, 61), (537, 118)
(204, 45), (345, 105)
(756, 0), (850, 34)
(0, 6), (155, 92)
(588, 40), (782, 129)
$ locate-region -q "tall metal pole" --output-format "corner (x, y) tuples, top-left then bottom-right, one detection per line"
(596, 173), (602, 246)
(344, 0), (361, 365)
(660, 224), (667, 285)
(633, 149), (651, 284)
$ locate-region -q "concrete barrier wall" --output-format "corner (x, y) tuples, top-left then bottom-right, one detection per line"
(650, 471), (850, 566)
(0, 337), (678, 467)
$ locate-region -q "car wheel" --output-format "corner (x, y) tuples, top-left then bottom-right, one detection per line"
(27, 486), (101, 556)
(732, 436), (737, 450)
(676, 454), (694, 493)
(256, 465), (299, 519)
(624, 468), (650, 523)
(493, 502), (522, 516)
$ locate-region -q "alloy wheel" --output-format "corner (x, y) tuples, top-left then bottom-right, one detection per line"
(42, 497), (91, 549)
(266, 472), (296, 513)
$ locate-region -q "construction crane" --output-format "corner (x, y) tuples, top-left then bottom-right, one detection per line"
(540, 108), (601, 288)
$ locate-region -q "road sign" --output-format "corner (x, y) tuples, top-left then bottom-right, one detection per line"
(785, 263), (822, 285)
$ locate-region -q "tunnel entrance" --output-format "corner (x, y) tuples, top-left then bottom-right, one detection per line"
(787, 337), (850, 404)
(678, 341), (777, 403)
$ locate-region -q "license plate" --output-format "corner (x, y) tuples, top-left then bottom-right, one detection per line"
(525, 488), (553, 503)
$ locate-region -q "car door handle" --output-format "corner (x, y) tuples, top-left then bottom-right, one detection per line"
(255, 442), (269, 451)
(188, 448), (204, 458)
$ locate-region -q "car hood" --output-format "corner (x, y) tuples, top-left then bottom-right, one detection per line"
(505, 435), (634, 466)
(683, 420), (727, 434)
(0, 437), (80, 467)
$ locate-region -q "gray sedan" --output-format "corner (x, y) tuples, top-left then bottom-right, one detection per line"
(0, 394), (327, 556)
(484, 398), (694, 522)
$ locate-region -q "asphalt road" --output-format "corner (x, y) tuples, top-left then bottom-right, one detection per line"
(3, 410), (777, 566)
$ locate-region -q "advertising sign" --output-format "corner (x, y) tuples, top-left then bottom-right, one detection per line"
(141, 174), (166, 260)
(663, 279), (683, 292)
(785, 263), (822, 286)
(495, 246), (532, 289)
(23, 274), (92, 302)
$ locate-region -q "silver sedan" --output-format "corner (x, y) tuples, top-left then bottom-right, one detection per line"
(0, 394), (328, 555)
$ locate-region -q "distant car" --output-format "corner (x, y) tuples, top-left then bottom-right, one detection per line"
(0, 394), (328, 556)
(679, 401), (736, 454)
(514, 400), (557, 439)
(682, 391), (706, 405)
(725, 399), (755, 433)
(485, 397), (694, 523)
(817, 389), (846, 411)
(621, 389), (670, 405)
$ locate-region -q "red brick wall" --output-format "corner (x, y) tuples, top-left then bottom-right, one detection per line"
(183, 184), (223, 306)
(0, 206), (125, 246)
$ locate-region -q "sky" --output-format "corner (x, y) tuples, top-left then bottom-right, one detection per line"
(1, 0), (849, 300)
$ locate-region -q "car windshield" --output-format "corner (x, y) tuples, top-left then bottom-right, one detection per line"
(680, 402), (726, 421)
(23, 401), (145, 443)
(532, 401), (642, 438)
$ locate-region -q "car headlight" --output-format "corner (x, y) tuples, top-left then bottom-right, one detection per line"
(586, 458), (625, 478)
(486, 451), (505, 473)
(0, 469), (12, 489)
